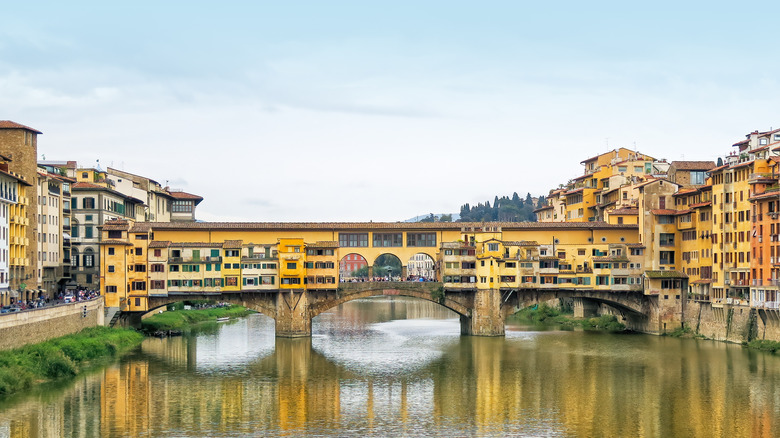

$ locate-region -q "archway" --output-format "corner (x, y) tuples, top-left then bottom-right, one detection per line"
(372, 253), (402, 281)
(407, 252), (436, 281)
(340, 253), (368, 279)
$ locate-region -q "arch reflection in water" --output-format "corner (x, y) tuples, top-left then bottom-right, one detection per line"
(1, 297), (780, 436)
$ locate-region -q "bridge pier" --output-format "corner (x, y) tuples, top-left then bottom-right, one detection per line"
(573, 297), (599, 318)
(460, 289), (505, 337)
(276, 289), (311, 337)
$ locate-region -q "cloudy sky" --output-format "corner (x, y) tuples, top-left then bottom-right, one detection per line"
(3, 1), (779, 222)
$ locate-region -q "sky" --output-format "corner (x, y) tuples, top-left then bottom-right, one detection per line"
(3, 1), (780, 222)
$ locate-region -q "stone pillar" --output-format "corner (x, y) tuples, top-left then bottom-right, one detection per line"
(573, 297), (598, 318)
(461, 288), (505, 336)
(275, 289), (311, 337)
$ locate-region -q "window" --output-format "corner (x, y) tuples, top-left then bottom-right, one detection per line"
(105, 286), (117, 293)
(172, 200), (193, 212)
(108, 247), (115, 256)
(85, 226), (93, 238)
(154, 249), (162, 257)
(225, 249), (240, 257)
(690, 171), (706, 185)
(131, 281), (146, 291)
(83, 197), (95, 209)
(659, 233), (675, 246)
(151, 264), (165, 272)
(339, 233), (369, 247)
(135, 248), (143, 256)
(373, 233), (403, 247)
(151, 280), (165, 289)
(108, 230), (122, 239)
(659, 251), (675, 265)
(108, 265), (115, 273)
(225, 277), (238, 286)
(84, 253), (94, 267)
(407, 233), (436, 247)
(287, 262), (297, 270)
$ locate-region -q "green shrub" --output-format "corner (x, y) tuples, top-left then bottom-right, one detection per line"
(0, 327), (143, 399)
(748, 339), (780, 354)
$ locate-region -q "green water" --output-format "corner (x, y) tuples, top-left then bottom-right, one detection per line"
(1, 297), (778, 437)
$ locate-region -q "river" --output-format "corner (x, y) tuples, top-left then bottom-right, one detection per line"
(1, 297), (779, 437)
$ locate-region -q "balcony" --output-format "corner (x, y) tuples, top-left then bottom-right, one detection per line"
(748, 173), (779, 184)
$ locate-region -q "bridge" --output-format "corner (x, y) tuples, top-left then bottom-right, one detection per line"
(143, 282), (657, 337)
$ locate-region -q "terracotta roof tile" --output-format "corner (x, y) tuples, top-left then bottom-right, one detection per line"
(651, 209), (683, 215)
(645, 270), (688, 278)
(168, 242), (223, 248)
(609, 208), (638, 215)
(0, 120), (42, 134)
(136, 221), (639, 231)
(99, 239), (132, 246)
(307, 241), (339, 248)
(149, 241), (172, 248)
(223, 240), (243, 249)
(169, 191), (203, 201)
(670, 161), (716, 171)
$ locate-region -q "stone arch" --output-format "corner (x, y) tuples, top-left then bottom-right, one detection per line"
(308, 285), (468, 320)
(340, 253), (368, 278)
(372, 253), (403, 280)
(406, 252), (436, 280)
(145, 295), (278, 321)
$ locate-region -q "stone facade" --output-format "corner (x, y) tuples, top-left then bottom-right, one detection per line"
(0, 297), (105, 350)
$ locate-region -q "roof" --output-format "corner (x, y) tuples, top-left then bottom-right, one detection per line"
(0, 169), (31, 185)
(149, 241), (172, 248)
(126, 221), (640, 232)
(169, 191), (204, 205)
(223, 240), (243, 249)
(501, 240), (539, 246)
(168, 242), (224, 248)
(307, 241), (339, 248)
(609, 208), (638, 215)
(645, 270), (688, 279)
(673, 188), (699, 197)
(0, 120), (42, 134)
(750, 190), (780, 201)
(651, 209), (688, 216)
(99, 239), (133, 246)
(689, 201), (712, 208)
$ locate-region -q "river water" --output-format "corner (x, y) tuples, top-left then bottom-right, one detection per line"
(1, 297), (779, 437)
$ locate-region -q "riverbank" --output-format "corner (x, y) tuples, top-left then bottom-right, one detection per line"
(0, 326), (143, 398)
(511, 304), (627, 331)
(140, 304), (254, 334)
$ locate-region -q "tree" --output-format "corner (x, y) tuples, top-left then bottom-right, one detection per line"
(440, 214), (452, 222)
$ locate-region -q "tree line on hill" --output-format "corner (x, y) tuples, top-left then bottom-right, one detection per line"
(458, 193), (544, 222)
(417, 192), (545, 223)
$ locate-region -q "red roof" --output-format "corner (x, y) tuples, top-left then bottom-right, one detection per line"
(169, 191), (203, 201)
(651, 209), (688, 216)
(670, 161), (716, 171)
(72, 182), (105, 189)
(0, 120), (42, 134)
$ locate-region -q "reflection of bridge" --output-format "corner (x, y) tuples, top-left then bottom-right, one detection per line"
(145, 282), (656, 337)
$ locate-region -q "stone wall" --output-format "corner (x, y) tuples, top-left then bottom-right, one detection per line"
(685, 301), (755, 343)
(0, 298), (105, 350)
(755, 309), (780, 341)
